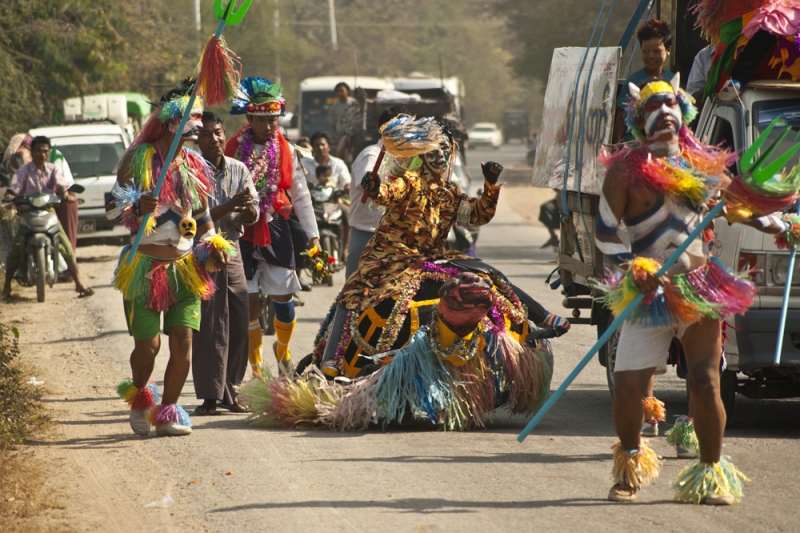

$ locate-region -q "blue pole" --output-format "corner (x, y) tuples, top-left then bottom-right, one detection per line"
(773, 200), (800, 365)
(518, 201), (726, 442)
(125, 16), (228, 264)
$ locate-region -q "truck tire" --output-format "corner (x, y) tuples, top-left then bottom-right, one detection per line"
(35, 246), (46, 303)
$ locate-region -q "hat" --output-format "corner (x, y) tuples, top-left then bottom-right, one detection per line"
(156, 78), (204, 124)
(230, 77), (286, 117)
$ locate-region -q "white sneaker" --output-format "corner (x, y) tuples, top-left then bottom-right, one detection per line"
(155, 422), (192, 436)
(676, 443), (698, 459)
(641, 419), (659, 437)
(129, 410), (151, 436)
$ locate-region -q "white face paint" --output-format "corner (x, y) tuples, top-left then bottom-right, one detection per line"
(168, 113), (204, 140)
(643, 101), (682, 140)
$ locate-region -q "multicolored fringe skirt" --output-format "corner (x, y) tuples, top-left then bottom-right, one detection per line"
(241, 324), (553, 432)
(593, 257), (756, 328)
(113, 245), (215, 313)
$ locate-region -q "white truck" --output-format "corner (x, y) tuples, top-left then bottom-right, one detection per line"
(29, 93), (150, 238)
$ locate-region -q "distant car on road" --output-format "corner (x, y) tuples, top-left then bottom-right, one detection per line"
(503, 111), (530, 144)
(467, 122), (502, 149)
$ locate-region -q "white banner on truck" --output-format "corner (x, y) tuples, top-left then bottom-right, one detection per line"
(533, 47), (620, 195)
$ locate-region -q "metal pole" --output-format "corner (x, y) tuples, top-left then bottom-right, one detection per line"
(274, 0), (281, 84)
(518, 200), (726, 441)
(328, 0), (338, 51)
(773, 199), (800, 365)
(193, 0), (201, 31)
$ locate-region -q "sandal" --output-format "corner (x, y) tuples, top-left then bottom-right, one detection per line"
(77, 287), (95, 298)
(217, 397), (251, 413)
(193, 400), (220, 416)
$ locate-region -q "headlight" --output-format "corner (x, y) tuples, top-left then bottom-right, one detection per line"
(771, 255), (800, 286)
(31, 195), (49, 208)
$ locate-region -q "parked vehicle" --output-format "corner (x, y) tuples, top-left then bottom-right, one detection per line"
(310, 184), (345, 286)
(467, 122), (502, 149)
(502, 111), (530, 143)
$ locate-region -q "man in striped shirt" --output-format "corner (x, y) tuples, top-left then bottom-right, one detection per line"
(191, 112), (259, 415)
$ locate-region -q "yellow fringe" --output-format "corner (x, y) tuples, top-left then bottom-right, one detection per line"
(642, 396), (666, 422)
(143, 215), (156, 237)
(175, 255), (214, 299)
(113, 250), (144, 298)
(611, 440), (661, 490)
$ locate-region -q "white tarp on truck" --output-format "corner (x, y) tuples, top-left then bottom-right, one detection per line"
(533, 47), (621, 195)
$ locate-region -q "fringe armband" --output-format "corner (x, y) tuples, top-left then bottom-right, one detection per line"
(195, 232), (236, 271)
(775, 214), (800, 250)
(111, 185), (155, 235)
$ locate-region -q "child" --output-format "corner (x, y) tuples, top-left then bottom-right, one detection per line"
(315, 164), (335, 188)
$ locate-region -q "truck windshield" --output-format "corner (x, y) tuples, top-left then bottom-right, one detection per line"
(755, 99), (800, 174)
(55, 139), (125, 178)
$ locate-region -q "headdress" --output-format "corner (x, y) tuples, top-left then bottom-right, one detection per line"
(379, 114), (446, 157)
(624, 73), (697, 141)
(156, 78), (204, 124)
(230, 77), (286, 116)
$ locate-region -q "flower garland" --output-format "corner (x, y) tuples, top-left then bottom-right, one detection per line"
(332, 310), (352, 373)
(487, 273), (527, 326)
(239, 127), (281, 213)
(428, 315), (488, 365)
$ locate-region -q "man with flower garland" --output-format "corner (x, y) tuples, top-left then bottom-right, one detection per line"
(109, 82), (234, 437)
(596, 74), (786, 504)
(225, 77), (319, 377)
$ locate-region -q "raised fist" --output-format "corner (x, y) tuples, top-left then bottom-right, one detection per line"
(360, 171), (380, 194)
(481, 161), (503, 185)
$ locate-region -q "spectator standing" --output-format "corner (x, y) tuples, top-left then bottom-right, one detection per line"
(327, 82), (360, 162)
(613, 20), (675, 144)
(192, 112), (258, 415)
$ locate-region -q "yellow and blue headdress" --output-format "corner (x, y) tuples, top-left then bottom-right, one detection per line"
(625, 74), (697, 141)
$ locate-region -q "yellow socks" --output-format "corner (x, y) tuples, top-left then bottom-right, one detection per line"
(274, 318), (296, 362)
(248, 319), (263, 377)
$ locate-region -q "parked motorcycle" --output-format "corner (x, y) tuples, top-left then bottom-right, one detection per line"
(10, 193), (61, 302)
(310, 185), (345, 286)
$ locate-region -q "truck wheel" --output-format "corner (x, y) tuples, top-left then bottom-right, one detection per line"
(35, 246), (46, 303)
(605, 325), (620, 397)
(259, 294), (275, 335)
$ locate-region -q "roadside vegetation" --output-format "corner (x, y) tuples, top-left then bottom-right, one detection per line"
(0, 320), (55, 532)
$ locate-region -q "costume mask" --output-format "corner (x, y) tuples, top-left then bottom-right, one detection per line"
(424, 139), (452, 173)
(179, 217), (197, 239)
(642, 94), (682, 140)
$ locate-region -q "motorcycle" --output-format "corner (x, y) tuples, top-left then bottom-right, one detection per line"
(310, 185), (345, 286)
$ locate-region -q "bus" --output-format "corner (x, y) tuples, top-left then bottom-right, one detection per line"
(298, 76), (394, 141)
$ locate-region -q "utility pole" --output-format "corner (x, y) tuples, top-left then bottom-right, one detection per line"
(328, 0), (338, 51)
(193, 0), (201, 31)
(274, 0), (281, 84)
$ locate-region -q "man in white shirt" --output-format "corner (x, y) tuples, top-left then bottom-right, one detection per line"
(686, 44), (716, 102)
(346, 105), (407, 278)
(301, 131), (352, 260)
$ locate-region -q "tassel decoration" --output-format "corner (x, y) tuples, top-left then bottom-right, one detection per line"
(642, 396), (666, 422)
(611, 440), (661, 491)
(148, 404), (192, 428)
(117, 379), (161, 410)
(666, 415), (700, 451)
(673, 456), (750, 504)
(198, 36), (242, 107)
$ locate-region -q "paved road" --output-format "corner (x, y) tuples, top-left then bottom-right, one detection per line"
(8, 178), (800, 532)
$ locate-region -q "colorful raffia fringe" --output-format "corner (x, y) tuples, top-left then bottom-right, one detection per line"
(592, 257), (756, 328)
(114, 246), (215, 312)
(116, 379), (160, 411)
(666, 415), (700, 451)
(197, 36), (241, 107)
(379, 114), (446, 158)
(147, 404), (192, 428)
(724, 168), (800, 222)
(241, 324), (553, 432)
(673, 456), (750, 504)
(692, 0), (728, 44)
(611, 441), (661, 491)
(775, 215), (800, 250)
(598, 130), (730, 205)
(642, 396), (666, 422)
(195, 233), (237, 271)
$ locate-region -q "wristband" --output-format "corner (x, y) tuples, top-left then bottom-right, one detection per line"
(195, 230), (236, 271)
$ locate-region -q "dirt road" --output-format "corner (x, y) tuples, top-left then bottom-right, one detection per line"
(5, 186), (800, 532)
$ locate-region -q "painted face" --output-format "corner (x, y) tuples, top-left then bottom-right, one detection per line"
(169, 111), (204, 140)
(423, 139), (452, 173)
(642, 93), (682, 140)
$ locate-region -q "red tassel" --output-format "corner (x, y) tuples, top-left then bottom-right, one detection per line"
(147, 263), (176, 312)
(131, 386), (155, 411)
(198, 36), (242, 107)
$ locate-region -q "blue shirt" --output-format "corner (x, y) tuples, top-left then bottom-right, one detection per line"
(617, 68), (676, 142)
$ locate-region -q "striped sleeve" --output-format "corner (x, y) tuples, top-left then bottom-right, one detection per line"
(596, 194), (632, 265)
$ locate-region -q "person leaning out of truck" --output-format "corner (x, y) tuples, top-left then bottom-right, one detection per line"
(613, 20), (675, 144)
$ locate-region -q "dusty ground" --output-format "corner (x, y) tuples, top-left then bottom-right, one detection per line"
(2, 173), (799, 531)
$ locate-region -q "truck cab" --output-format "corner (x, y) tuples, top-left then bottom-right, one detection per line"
(695, 81), (800, 406)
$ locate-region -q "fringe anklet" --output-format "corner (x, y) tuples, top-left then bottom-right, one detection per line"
(611, 441), (661, 490)
(673, 456), (750, 504)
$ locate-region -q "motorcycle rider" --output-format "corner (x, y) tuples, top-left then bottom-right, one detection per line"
(2, 136), (93, 300)
(310, 164), (344, 256)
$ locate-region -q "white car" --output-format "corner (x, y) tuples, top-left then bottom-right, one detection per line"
(468, 122), (503, 149)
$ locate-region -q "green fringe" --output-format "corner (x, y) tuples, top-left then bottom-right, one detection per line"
(116, 379), (135, 399)
(741, 165), (800, 195)
(241, 365), (279, 428)
(673, 456), (750, 504)
(665, 417), (700, 450)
